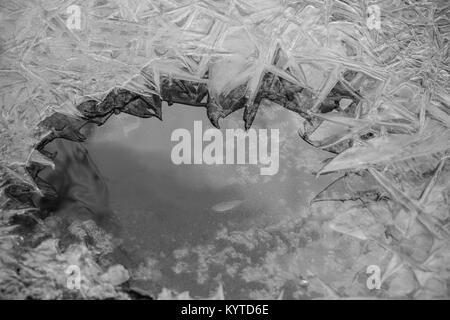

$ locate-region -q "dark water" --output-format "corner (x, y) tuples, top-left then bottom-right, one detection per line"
(38, 102), (336, 297)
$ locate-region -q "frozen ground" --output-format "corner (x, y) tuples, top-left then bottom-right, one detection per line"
(1, 0), (449, 299)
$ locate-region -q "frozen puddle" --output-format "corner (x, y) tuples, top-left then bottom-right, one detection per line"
(42, 102), (337, 298)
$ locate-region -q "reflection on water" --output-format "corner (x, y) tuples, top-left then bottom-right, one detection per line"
(38, 136), (117, 232)
(38, 102), (337, 297)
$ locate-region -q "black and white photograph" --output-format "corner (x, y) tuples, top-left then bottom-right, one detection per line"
(0, 0), (449, 306)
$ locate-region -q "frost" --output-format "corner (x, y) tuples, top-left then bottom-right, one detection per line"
(1, 0), (450, 299)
